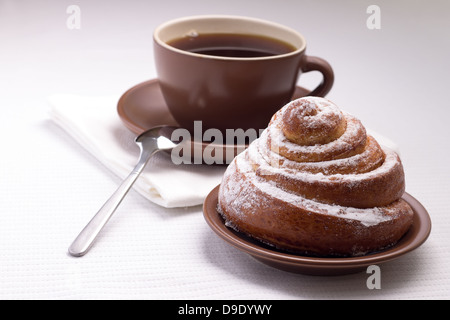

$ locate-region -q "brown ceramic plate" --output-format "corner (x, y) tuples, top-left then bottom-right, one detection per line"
(117, 79), (309, 164)
(203, 185), (432, 276)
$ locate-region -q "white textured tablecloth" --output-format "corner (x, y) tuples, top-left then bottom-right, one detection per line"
(1, 0), (449, 300)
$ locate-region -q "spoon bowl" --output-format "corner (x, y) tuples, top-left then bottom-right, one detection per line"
(136, 126), (178, 149)
(68, 126), (180, 257)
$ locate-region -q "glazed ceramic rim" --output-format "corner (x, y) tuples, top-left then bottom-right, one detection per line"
(153, 15), (306, 61)
(203, 185), (432, 273)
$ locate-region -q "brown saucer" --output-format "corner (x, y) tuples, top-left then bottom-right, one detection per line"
(203, 185), (432, 276)
(117, 79), (309, 164)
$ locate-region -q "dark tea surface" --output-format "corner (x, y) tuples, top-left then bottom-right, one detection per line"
(167, 33), (296, 58)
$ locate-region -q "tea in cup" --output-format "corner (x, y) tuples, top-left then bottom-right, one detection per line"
(153, 15), (334, 135)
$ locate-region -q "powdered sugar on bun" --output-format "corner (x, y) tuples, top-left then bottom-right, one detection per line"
(218, 97), (414, 257)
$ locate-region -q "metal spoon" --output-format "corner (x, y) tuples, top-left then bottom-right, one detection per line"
(68, 126), (179, 257)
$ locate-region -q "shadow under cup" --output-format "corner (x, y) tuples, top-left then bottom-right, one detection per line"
(153, 15), (334, 135)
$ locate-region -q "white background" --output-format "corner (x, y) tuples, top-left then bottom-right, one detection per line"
(1, 0), (449, 299)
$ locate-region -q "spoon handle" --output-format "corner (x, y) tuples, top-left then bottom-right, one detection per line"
(68, 148), (156, 257)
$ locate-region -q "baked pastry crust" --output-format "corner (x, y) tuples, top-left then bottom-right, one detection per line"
(218, 97), (414, 257)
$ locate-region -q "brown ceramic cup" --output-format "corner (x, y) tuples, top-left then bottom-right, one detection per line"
(153, 15), (334, 134)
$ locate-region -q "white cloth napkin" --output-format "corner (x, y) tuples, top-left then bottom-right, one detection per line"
(48, 94), (226, 208)
(48, 94), (399, 208)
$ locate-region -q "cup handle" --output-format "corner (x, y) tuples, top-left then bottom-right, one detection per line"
(300, 55), (334, 97)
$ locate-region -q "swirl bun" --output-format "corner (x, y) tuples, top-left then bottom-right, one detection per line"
(218, 97), (414, 257)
